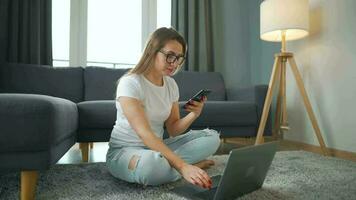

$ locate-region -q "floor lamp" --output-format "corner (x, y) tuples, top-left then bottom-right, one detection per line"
(255, 0), (329, 156)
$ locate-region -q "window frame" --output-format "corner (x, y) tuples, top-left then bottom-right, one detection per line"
(54, 0), (160, 67)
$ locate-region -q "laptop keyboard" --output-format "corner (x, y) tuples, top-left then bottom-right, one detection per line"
(193, 176), (221, 200)
(194, 187), (218, 200)
(171, 175), (222, 200)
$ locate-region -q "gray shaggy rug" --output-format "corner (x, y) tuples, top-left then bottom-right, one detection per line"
(1, 151), (356, 200)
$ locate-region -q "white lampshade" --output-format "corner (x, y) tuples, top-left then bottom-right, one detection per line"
(260, 0), (309, 42)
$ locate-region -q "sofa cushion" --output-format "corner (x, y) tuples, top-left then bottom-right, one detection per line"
(84, 67), (130, 101)
(173, 71), (226, 101)
(180, 101), (258, 127)
(0, 62), (84, 103)
(78, 100), (257, 130)
(0, 94), (78, 153)
(78, 100), (116, 129)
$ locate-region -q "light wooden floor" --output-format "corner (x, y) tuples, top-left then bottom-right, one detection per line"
(57, 137), (314, 164)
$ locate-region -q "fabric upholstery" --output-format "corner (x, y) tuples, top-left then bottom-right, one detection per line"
(173, 71), (226, 101)
(77, 129), (112, 143)
(0, 63), (84, 103)
(0, 94), (78, 153)
(84, 67), (130, 101)
(181, 101), (258, 127)
(77, 100), (257, 129)
(77, 100), (116, 129)
(0, 135), (75, 172)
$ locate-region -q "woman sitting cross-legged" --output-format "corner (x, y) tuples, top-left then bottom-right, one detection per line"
(106, 27), (221, 189)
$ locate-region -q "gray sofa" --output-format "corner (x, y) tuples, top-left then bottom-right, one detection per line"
(78, 66), (271, 141)
(0, 62), (271, 198)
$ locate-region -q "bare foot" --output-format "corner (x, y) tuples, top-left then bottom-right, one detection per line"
(193, 159), (215, 169)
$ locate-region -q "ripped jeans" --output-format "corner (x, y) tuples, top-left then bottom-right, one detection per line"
(106, 128), (221, 186)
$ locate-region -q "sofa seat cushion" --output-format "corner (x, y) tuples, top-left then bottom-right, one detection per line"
(78, 100), (257, 130)
(78, 100), (116, 129)
(0, 94), (78, 153)
(180, 101), (258, 127)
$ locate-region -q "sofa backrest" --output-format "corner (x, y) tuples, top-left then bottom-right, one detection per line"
(173, 71), (226, 101)
(84, 66), (130, 101)
(0, 63), (227, 102)
(84, 67), (226, 101)
(0, 63), (84, 103)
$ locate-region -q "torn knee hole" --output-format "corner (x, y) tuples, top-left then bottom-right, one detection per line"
(128, 155), (140, 171)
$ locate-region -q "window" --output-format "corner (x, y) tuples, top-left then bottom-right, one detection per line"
(52, 0), (171, 68)
(157, 0), (171, 28)
(87, 0), (141, 68)
(52, 0), (70, 66)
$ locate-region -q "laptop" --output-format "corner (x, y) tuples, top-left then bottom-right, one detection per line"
(170, 142), (278, 200)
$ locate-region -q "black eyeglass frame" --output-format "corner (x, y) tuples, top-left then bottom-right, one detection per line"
(159, 49), (186, 65)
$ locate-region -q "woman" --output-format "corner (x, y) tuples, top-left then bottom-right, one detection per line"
(106, 27), (220, 189)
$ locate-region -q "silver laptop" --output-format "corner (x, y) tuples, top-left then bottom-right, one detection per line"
(170, 142), (278, 200)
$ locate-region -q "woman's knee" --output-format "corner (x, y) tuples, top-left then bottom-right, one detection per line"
(134, 151), (179, 185)
(200, 128), (221, 152)
(179, 129), (220, 163)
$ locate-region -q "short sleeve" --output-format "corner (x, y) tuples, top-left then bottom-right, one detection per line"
(170, 78), (180, 102)
(116, 75), (142, 100)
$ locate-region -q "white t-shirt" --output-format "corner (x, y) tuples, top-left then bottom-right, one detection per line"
(109, 73), (179, 147)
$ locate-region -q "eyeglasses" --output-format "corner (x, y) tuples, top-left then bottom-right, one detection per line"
(159, 49), (185, 65)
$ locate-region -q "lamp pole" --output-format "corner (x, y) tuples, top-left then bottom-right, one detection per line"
(281, 30), (286, 53)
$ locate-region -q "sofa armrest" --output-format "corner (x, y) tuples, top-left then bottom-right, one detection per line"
(227, 84), (268, 117)
(227, 85), (272, 134)
(0, 93), (78, 153)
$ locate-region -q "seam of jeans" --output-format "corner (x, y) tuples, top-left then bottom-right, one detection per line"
(110, 148), (126, 162)
(165, 130), (205, 146)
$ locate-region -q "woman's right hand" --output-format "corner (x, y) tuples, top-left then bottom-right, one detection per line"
(179, 163), (212, 189)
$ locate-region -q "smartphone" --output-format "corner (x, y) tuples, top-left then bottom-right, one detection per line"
(182, 89), (212, 109)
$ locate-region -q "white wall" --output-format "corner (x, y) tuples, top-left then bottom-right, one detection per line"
(284, 0), (356, 153)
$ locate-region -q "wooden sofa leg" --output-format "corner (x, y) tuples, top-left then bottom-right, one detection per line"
(90, 142), (94, 149)
(80, 142), (90, 162)
(21, 171), (38, 200)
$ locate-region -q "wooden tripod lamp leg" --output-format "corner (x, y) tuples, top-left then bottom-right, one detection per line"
(281, 59), (288, 129)
(272, 61), (283, 139)
(288, 57), (330, 156)
(255, 57), (281, 145)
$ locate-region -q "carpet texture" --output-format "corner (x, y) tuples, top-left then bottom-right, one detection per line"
(1, 151), (356, 200)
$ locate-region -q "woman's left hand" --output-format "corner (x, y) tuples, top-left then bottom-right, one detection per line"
(184, 96), (207, 118)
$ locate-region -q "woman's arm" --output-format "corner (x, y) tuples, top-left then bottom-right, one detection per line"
(119, 96), (211, 188)
(165, 97), (206, 137)
(119, 97), (185, 169)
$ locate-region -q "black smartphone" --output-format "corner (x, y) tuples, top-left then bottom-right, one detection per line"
(182, 89), (212, 109)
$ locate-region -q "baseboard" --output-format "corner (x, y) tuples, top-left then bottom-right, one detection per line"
(224, 137), (356, 162)
(283, 140), (356, 162)
(224, 136), (276, 144)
